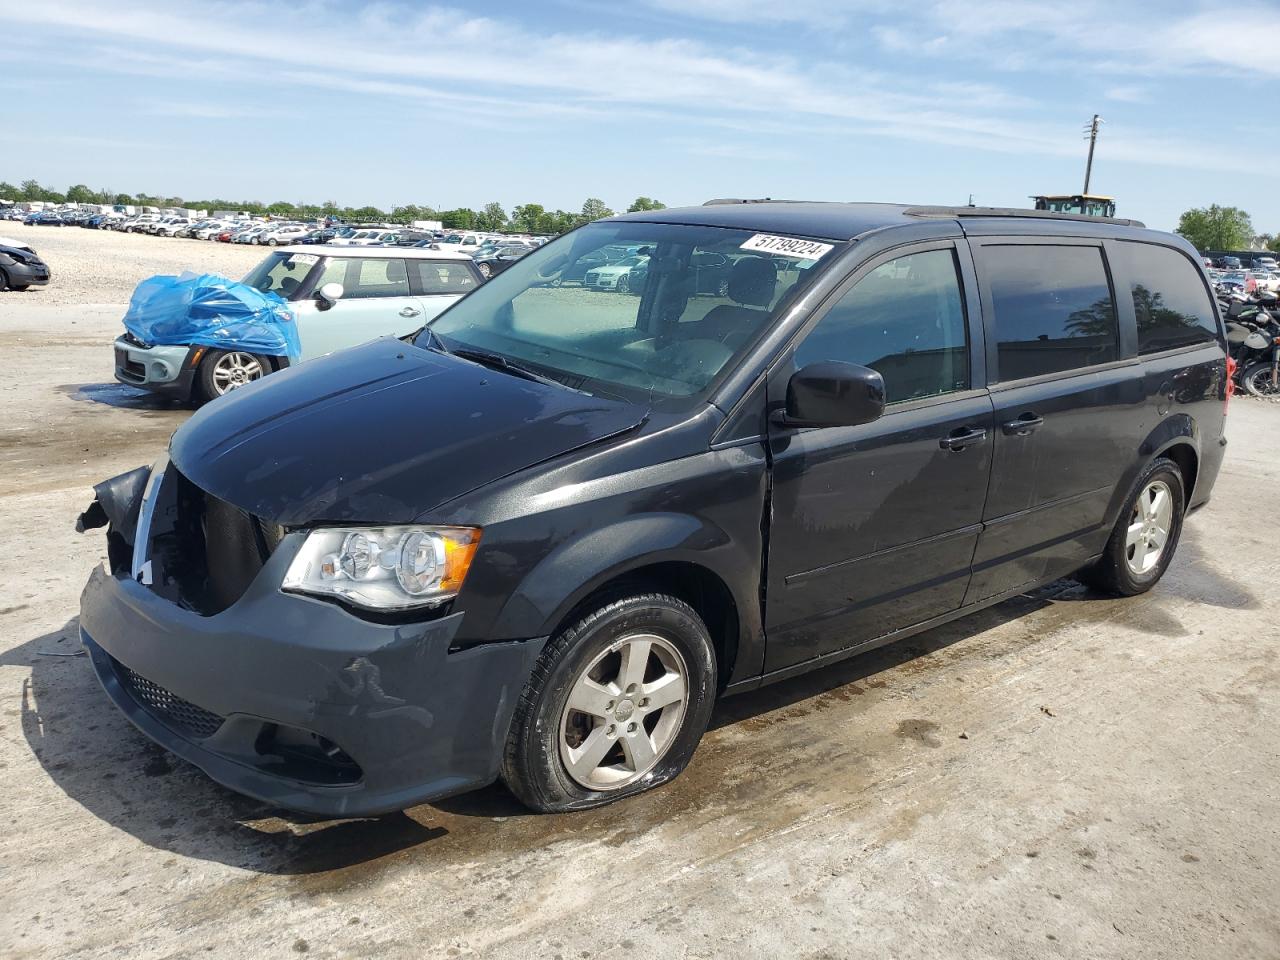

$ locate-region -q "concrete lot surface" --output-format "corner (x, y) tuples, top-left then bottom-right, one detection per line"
(0, 288), (1277, 959)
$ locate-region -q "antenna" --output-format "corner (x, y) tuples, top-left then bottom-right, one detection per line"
(1082, 114), (1104, 195)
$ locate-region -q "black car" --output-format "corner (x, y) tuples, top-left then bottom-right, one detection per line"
(471, 242), (536, 278)
(78, 201), (1228, 816)
(0, 243), (50, 291)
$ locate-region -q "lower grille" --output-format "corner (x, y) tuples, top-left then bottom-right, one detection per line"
(119, 664), (226, 740)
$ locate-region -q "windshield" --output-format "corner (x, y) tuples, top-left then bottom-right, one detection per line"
(242, 251), (320, 299)
(420, 220), (836, 402)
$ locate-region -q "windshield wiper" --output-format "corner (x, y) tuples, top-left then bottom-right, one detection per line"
(404, 324), (448, 352)
(451, 347), (576, 391)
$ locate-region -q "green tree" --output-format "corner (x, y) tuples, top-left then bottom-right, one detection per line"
(477, 201), (508, 231)
(66, 184), (98, 204)
(627, 197), (665, 213)
(266, 201), (296, 215)
(1176, 205), (1254, 252)
(512, 203), (546, 233)
(580, 197), (613, 222)
(0, 181), (17, 199)
(1268, 236), (1280, 253)
(441, 207), (477, 229)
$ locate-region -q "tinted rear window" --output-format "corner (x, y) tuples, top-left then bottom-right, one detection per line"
(982, 245), (1118, 381)
(1112, 242), (1219, 354)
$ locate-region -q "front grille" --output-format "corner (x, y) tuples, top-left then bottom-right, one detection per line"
(119, 664), (226, 740)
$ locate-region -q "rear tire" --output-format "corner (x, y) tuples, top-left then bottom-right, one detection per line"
(1078, 457), (1185, 596)
(501, 593), (716, 813)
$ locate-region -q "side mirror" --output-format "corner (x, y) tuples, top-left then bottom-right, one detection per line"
(777, 361), (886, 428)
(315, 282), (344, 310)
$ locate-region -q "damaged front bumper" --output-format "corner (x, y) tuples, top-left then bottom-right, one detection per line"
(77, 468), (546, 817)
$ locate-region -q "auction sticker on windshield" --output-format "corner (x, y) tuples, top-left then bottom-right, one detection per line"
(739, 234), (834, 259)
(288, 254), (319, 266)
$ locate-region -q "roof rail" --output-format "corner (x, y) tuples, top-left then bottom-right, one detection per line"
(904, 205), (1145, 228)
(702, 197), (787, 205)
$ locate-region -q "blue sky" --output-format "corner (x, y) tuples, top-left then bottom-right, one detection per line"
(2, 0), (1278, 231)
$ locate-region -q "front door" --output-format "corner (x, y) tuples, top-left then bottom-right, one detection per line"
(297, 256), (425, 360)
(765, 242), (994, 673)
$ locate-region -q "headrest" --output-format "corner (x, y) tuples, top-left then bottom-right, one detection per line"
(728, 256), (777, 307)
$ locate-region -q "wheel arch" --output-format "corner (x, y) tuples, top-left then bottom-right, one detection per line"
(486, 514), (757, 691)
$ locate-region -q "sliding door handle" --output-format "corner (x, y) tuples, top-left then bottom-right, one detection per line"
(1001, 414), (1044, 436)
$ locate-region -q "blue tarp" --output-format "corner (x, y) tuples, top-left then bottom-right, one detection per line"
(122, 272), (300, 361)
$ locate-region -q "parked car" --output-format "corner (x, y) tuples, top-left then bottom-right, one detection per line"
(258, 224), (311, 246)
(0, 241), (50, 291)
(111, 245), (482, 402)
(78, 201), (1229, 818)
(470, 241), (537, 278)
(295, 228), (337, 245)
(155, 218), (196, 237)
(431, 232), (487, 254)
(582, 253), (650, 293)
(330, 229), (401, 247)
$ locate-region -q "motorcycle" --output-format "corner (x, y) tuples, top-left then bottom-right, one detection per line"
(1221, 296), (1280, 397)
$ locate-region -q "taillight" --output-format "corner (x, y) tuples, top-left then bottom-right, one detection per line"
(1225, 356), (1237, 413)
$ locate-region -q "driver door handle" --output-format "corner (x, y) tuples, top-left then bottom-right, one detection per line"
(1001, 413), (1045, 436)
(939, 427), (988, 451)
(399, 307), (421, 318)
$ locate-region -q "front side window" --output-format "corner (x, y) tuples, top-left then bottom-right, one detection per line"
(241, 251), (319, 299)
(794, 249), (969, 404)
(411, 260), (479, 294)
(421, 221), (833, 402)
(982, 245), (1118, 381)
(317, 258), (410, 300)
(1111, 242), (1219, 354)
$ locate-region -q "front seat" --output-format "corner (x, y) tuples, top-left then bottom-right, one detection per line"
(677, 256), (778, 348)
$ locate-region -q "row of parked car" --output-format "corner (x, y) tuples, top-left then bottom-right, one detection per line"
(6, 206), (551, 280)
(1204, 253), (1280, 296)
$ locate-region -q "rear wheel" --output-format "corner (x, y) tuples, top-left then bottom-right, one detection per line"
(198, 350), (269, 402)
(1079, 457), (1185, 596)
(501, 593), (716, 812)
(1241, 360), (1280, 397)
(477, 261), (493, 279)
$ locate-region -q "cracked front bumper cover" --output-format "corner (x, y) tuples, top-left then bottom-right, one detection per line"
(79, 540), (547, 817)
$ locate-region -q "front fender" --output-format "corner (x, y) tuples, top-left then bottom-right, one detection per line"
(488, 511), (764, 681)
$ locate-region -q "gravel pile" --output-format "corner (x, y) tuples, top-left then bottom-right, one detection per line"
(0, 223), (264, 306)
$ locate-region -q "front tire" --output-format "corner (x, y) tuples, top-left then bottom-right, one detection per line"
(198, 349), (269, 403)
(501, 593), (716, 812)
(1079, 457), (1185, 596)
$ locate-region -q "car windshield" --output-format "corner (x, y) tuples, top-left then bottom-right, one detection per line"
(242, 251), (320, 299)
(420, 220), (835, 403)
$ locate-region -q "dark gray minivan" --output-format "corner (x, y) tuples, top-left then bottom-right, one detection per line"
(78, 202), (1228, 815)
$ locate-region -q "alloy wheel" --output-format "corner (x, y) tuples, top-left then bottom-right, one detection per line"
(210, 352), (265, 395)
(558, 633), (688, 790)
(1125, 479), (1174, 575)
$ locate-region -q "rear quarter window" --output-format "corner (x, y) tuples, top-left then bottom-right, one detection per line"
(1112, 242), (1220, 354)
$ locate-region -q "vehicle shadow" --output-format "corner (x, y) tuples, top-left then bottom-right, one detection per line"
(7, 578), (1106, 876)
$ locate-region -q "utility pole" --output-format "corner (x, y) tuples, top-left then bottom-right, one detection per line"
(1082, 114), (1103, 195)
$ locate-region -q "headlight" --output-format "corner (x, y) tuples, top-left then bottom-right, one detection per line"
(282, 526), (480, 610)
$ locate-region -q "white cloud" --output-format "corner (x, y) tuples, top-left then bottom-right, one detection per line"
(1104, 85), (1149, 103)
(6, 0), (1279, 179)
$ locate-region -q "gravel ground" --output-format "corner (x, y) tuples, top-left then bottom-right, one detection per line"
(1, 222), (263, 305)
(0, 231), (1278, 960)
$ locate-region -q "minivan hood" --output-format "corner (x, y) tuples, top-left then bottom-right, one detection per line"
(169, 338), (647, 526)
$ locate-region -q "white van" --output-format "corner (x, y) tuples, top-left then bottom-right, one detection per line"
(113, 246), (484, 402)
